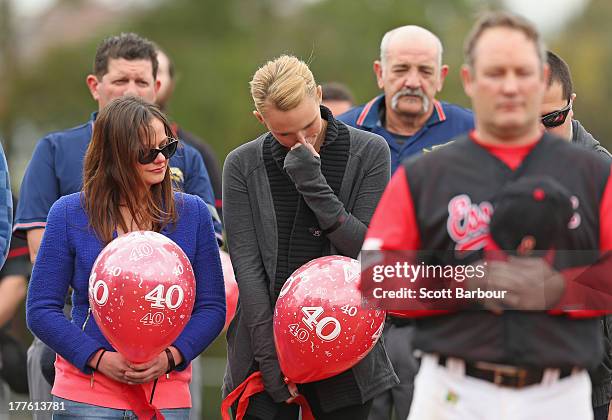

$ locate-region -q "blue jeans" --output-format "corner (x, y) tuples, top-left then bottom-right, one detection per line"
(51, 396), (190, 419)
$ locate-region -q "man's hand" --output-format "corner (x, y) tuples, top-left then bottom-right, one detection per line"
(484, 257), (565, 310)
(465, 263), (505, 313)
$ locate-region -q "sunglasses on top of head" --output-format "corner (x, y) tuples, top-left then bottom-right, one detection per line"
(138, 138), (179, 164)
(541, 99), (572, 128)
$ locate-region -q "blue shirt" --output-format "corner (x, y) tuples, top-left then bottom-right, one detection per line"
(15, 113), (222, 237)
(0, 140), (11, 268)
(338, 95), (474, 172)
(26, 192), (225, 373)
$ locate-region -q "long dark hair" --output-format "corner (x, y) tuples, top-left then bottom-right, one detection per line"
(83, 96), (177, 243)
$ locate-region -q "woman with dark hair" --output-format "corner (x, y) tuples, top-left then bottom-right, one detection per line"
(26, 96), (225, 419)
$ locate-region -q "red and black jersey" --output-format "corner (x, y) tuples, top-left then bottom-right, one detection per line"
(366, 131), (612, 368)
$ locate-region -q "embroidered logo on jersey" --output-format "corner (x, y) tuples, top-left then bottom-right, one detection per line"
(170, 167), (184, 184)
(446, 194), (493, 251)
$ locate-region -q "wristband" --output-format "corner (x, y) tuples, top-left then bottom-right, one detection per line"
(165, 348), (176, 374)
(322, 214), (347, 235)
(95, 349), (107, 371)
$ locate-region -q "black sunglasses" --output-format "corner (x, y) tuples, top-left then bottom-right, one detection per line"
(138, 138), (179, 164)
(541, 99), (572, 128)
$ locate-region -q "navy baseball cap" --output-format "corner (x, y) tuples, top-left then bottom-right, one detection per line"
(489, 176), (574, 252)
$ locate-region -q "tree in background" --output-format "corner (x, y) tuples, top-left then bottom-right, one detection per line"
(5, 0), (481, 177)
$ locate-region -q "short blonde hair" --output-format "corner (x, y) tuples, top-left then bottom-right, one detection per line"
(250, 55), (317, 113)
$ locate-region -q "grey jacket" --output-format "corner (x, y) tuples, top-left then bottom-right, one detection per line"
(572, 119), (612, 162)
(222, 123), (398, 409)
(571, 119), (612, 407)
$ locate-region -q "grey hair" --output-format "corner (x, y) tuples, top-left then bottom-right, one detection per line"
(379, 25), (443, 69)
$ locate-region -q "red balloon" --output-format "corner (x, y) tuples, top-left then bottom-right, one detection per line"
(273, 255), (385, 383)
(220, 250), (238, 330)
(88, 231), (195, 363)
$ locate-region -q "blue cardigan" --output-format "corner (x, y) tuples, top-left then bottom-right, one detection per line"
(26, 192), (225, 374)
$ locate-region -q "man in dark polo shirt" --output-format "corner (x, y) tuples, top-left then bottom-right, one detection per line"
(338, 25), (474, 173)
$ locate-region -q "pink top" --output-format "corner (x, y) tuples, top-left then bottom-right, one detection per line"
(52, 355), (192, 409)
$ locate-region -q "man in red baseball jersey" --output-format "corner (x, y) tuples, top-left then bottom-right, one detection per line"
(364, 11), (612, 420)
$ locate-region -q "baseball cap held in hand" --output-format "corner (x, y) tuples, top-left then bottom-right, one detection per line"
(489, 176), (574, 255)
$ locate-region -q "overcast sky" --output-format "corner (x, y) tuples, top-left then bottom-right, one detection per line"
(13, 0), (153, 16)
(503, 0), (589, 36)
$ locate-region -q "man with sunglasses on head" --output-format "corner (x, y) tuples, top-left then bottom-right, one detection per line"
(15, 32), (220, 420)
(542, 50), (612, 420)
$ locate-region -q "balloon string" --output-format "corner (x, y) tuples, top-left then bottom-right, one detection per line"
(81, 308), (91, 331)
(150, 378), (159, 404)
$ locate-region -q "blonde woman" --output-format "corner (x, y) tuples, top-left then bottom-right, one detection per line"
(222, 55), (398, 420)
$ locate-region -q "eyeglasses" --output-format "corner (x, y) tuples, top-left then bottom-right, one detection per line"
(138, 138), (178, 164)
(541, 99), (572, 128)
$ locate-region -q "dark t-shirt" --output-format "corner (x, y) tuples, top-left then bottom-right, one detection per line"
(176, 127), (223, 216)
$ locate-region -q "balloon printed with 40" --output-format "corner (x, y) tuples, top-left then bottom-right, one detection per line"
(274, 255), (385, 383)
(220, 250), (239, 330)
(88, 231), (196, 363)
